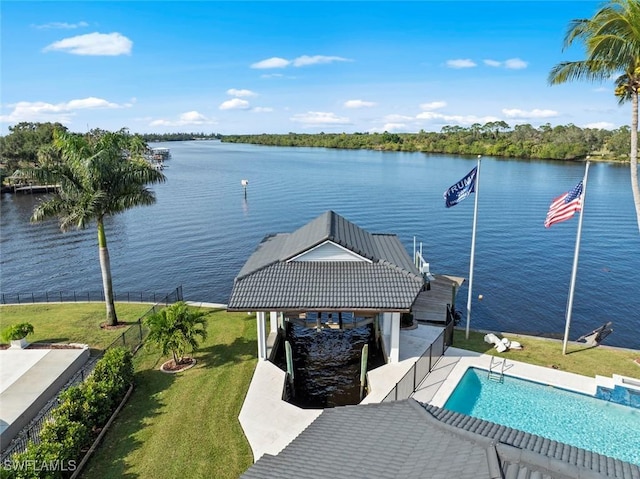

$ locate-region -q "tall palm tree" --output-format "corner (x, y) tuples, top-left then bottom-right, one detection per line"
(548, 0), (640, 233)
(31, 129), (166, 326)
(143, 301), (208, 365)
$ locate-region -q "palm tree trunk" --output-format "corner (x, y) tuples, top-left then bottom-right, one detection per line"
(97, 218), (118, 326)
(632, 93), (640, 234)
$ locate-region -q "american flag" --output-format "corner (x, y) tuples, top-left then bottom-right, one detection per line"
(544, 181), (583, 228)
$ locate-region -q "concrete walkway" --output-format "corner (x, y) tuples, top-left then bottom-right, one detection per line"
(0, 347), (89, 447)
(239, 323), (444, 461)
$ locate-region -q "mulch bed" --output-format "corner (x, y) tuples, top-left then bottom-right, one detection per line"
(160, 357), (196, 373)
(100, 322), (130, 330)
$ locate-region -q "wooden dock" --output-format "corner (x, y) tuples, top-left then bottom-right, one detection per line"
(411, 274), (465, 323)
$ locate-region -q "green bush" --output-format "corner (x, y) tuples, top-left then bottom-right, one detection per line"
(6, 347), (135, 478)
(9, 440), (66, 479)
(1, 323), (34, 342)
(91, 347), (134, 402)
(39, 417), (88, 461)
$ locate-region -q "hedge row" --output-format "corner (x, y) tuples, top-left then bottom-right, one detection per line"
(3, 348), (134, 479)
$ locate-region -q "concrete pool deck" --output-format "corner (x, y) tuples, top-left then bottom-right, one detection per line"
(239, 323), (446, 461)
(239, 328), (640, 463)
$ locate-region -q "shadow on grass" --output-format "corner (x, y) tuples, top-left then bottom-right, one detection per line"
(196, 337), (257, 369)
(80, 363), (176, 479)
(566, 344), (598, 355)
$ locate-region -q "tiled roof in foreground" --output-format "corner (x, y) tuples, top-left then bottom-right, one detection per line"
(228, 211), (423, 311)
(241, 400), (640, 479)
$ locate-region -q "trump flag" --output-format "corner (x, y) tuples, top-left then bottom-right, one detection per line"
(544, 180), (583, 228)
(444, 166), (477, 208)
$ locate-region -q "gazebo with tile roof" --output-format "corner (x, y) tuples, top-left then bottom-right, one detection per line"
(227, 210), (426, 363)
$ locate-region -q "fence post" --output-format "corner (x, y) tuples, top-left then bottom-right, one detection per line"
(74, 291), (77, 302)
(138, 321), (143, 341)
(121, 333), (126, 346)
(413, 364), (417, 391)
(429, 345), (433, 371)
(59, 291), (63, 302)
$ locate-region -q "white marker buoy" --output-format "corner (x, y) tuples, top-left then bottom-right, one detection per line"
(478, 294), (483, 300)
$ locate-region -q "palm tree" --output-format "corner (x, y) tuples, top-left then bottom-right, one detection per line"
(549, 0), (640, 233)
(143, 302), (208, 365)
(30, 129), (166, 326)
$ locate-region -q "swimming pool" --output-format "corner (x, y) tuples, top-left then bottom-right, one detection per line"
(444, 367), (640, 466)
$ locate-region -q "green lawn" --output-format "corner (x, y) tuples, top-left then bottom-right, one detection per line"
(3, 303), (639, 478)
(0, 303), (152, 352)
(453, 329), (640, 379)
(79, 308), (256, 479)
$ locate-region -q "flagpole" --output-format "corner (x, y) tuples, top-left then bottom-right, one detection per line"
(465, 158), (481, 339)
(562, 161), (590, 355)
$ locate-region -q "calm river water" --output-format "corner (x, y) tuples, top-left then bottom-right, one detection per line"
(1, 141), (638, 348)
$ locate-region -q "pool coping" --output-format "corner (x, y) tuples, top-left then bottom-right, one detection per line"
(415, 347), (640, 410)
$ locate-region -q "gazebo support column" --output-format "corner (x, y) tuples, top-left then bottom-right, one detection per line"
(390, 312), (400, 363)
(270, 311), (278, 334)
(257, 311), (267, 360)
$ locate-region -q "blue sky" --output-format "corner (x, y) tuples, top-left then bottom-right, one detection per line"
(0, 1), (630, 135)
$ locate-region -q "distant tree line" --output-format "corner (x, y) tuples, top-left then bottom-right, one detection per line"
(0, 123), (222, 180)
(222, 122), (634, 162)
(139, 132), (222, 142)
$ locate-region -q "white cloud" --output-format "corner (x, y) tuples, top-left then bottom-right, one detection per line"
(43, 32), (132, 56)
(66, 97), (121, 109)
(252, 107), (273, 113)
(382, 123), (406, 132)
(502, 108), (558, 119)
(0, 97), (128, 123)
(483, 59), (502, 67)
(149, 111), (214, 127)
(219, 98), (250, 110)
(251, 57), (290, 69)
(446, 59), (477, 69)
(420, 101), (447, 111)
(227, 88), (257, 98)
(583, 121), (615, 130)
(251, 55), (351, 69)
(593, 86), (609, 93)
(33, 21), (89, 30)
(292, 55), (350, 67)
(416, 111), (500, 125)
(290, 111), (350, 126)
(504, 58), (528, 69)
(344, 99), (376, 109)
(261, 73), (285, 79)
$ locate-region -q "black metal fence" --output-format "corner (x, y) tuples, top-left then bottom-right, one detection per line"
(0, 286), (183, 461)
(382, 305), (456, 403)
(0, 290), (179, 305)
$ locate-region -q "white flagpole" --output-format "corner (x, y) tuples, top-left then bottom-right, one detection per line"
(465, 158), (481, 339)
(562, 161), (590, 355)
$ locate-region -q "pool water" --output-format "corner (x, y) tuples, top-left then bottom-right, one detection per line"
(444, 368), (640, 466)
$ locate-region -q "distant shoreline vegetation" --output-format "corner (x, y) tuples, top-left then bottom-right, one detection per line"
(221, 123), (635, 162)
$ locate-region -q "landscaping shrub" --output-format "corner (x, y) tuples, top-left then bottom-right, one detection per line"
(6, 347), (134, 478)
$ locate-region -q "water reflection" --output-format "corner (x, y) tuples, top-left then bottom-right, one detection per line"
(279, 323), (385, 409)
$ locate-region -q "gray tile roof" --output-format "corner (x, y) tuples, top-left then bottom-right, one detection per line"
(241, 400), (640, 479)
(228, 211), (423, 311)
